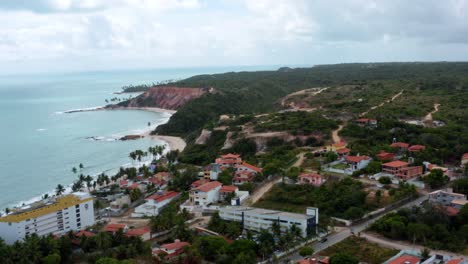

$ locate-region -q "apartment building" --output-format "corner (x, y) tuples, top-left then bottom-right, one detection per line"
(0, 192), (94, 244)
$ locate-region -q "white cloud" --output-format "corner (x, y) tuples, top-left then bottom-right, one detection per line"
(0, 0), (467, 74)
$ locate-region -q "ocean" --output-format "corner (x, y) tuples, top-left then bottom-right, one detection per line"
(0, 66), (277, 210)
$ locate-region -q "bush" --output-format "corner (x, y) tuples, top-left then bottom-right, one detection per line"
(379, 176), (392, 185)
(299, 246), (314, 257)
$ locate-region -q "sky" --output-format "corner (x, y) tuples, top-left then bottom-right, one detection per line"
(0, 0), (467, 74)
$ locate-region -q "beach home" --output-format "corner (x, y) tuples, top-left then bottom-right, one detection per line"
(298, 173), (325, 186)
(215, 153), (242, 168)
(219, 185), (239, 201)
(132, 191), (179, 217)
(233, 170), (256, 185)
(345, 155), (371, 171)
(235, 162), (262, 174)
(382, 160), (423, 180)
(188, 181), (222, 207)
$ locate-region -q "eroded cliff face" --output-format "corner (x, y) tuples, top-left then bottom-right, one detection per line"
(118, 86), (207, 110)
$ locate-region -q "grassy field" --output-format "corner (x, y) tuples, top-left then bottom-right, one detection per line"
(320, 236), (398, 264)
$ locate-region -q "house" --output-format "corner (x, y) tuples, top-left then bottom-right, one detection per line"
(382, 160), (423, 180)
(233, 170), (255, 185)
(462, 153), (468, 166)
(104, 223), (128, 233)
(235, 162), (262, 174)
(191, 179), (209, 188)
(119, 180), (130, 188)
(125, 227), (151, 241)
(451, 199), (468, 210)
(215, 153), (242, 168)
(336, 148), (350, 156)
(376, 151), (395, 161)
(298, 173), (325, 186)
(326, 141), (347, 152)
(390, 142), (409, 150)
(153, 240), (190, 260)
(408, 145), (426, 152)
(387, 255), (420, 264)
(188, 181), (222, 207)
(345, 155), (371, 171)
(429, 189), (467, 207)
(132, 191), (179, 217)
(110, 194), (131, 211)
(356, 118), (377, 127)
(203, 163), (222, 180)
(219, 185), (239, 201)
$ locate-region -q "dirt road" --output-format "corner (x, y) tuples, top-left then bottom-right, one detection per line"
(332, 125), (344, 144)
(361, 90), (403, 116)
(424, 103), (440, 122)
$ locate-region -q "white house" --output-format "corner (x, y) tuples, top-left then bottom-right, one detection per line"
(188, 181), (222, 207)
(0, 192), (94, 244)
(131, 191), (179, 217)
(345, 155), (371, 171)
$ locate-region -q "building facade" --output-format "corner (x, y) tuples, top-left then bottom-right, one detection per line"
(219, 206), (319, 236)
(132, 191), (179, 217)
(0, 192), (94, 244)
(188, 181), (222, 207)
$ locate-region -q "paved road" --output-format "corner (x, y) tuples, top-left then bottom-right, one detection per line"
(286, 195), (429, 262)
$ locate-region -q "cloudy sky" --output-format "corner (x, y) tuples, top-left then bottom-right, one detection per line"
(1, 0), (467, 74)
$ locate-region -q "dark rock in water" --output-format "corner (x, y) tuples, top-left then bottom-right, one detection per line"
(120, 135), (143, 141)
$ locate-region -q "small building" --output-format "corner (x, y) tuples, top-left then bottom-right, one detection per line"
(125, 227), (151, 241)
(188, 181), (222, 207)
(462, 153), (468, 167)
(219, 185), (239, 201)
(428, 189), (467, 207)
(235, 162), (263, 174)
(233, 170), (255, 185)
(356, 118), (377, 127)
(298, 173), (325, 186)
(390, 142), (409, 150)
(336, 148), (350, 156)
(104, 223), (128, 233)
(215, 153), (242, 168)
(219, 206), (319, 237)
(376, 151), (395, 161)
(408, 145), (426, 152)
(387, 255), (420, 264)
(132, 191), (179, 217)
(326, 141), (347, 152)
(345, 155), (371, 171)
(382, 160), (423, 181)
(153, 240), (190, 260)
(191, 179), (209, 188)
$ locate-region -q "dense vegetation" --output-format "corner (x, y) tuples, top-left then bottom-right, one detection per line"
(371, 204), (468, 252)
(320, 236), (398, 264)
(155, 62), (468, 141)
(254, 178), (371, 220)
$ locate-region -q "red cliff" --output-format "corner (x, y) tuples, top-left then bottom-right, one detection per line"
(119, 86), (208, 110)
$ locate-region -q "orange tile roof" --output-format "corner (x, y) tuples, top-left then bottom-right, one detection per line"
(390, 142), (409, 149)
(299, 173), (322, 179)
(191, 179), (209, 187)
(237, 162), (262, 173)
(195, 181), (222, 192)
(220, 185), (238, 193)
(447, 259), (464, 264)
(146, 191), (179, 203)
(463, 153), (468, 160)
(162, 241), (190, 251)
(408, 145), (426, 151)
(75, 230), (95, 237)
(126, 227), (150, 236)
(104, 223), (127, 232)
(336, 148), (350, 154)
(333, 142), (347, 148)
(383, 160), (409, 168)
(345, 155), (370, 163)
(221, 153), (241, 159)
(446, 206), (460, 216)
(388, 255), (420, 264)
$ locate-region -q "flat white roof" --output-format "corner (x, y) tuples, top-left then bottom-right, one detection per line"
(220, 206), (312, 220)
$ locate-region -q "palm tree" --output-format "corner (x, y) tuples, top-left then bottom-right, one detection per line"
(71, 167), (77, 174)
(84, 175), (93, 191)
(41, 193), (49, 200)
(71, 181), (83, 192)
(5, 207), (10, 214)
(79, 163), (84, 170)
(55, 184), (65, 196)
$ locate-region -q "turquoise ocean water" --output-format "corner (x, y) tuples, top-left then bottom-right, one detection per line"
(0, 66), (277, 210)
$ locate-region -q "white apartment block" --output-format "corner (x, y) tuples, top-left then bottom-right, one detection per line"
(189, 181), (222, 208)
(0, 192), (94, 244)
(219, 206), (319, 237)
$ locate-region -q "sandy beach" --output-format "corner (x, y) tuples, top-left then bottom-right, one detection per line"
(146, 133), (187, 152)
(117, 106), (177, 114)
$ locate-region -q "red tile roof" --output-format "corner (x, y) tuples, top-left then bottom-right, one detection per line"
(119, 180), (129, 186)
(462, 153), (468, 160)
(390, 142), (409, 149)
(75, 230), (95, 237)
(162, 241), (190, 251)
(220, 185), (238, 193)
(345, 155), (370, 163)
(104, 223), (127, 232)
(195, 181), (222, 192)
(146, 191), (179, 203)
(383, 160), (409, 168)
(408, 145), (426, 152)
(237, 162), (262, 173)
(336, 148), (350, 154)
(126, 227), (150, 236)
(128, 183), (139, 190)
(447, 259), (464, 264)
(299, 173), (321, 180)
(191, 179), (209, 187)
(377, 152), (394, 160)
(221, 153), (241, 159)
(388, 255), (420, 264)
(446, 206), (460, 216)
(333, 142), (347, 148)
